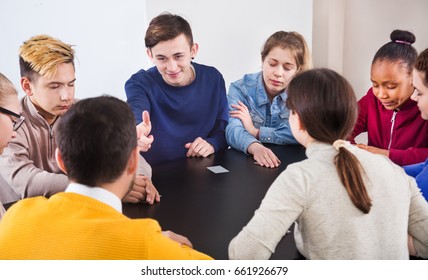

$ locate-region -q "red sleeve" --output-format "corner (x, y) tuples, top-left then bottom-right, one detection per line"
(389, 147), (428, 166)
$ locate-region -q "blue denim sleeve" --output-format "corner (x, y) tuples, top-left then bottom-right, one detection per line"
(225, 83), (260, 154)
(259, 122), (298, 145)
(258, 94), (297, 145)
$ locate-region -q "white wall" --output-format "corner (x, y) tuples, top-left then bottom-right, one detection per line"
(0, 0), (149, 100)
(312, 0), (345, 73)
(343, 0), (428, 99)
(145, 0), (313, 89)
(312, 0), (428, 144)
(313, 0), (428, 100)
(0, 0), (313, 100)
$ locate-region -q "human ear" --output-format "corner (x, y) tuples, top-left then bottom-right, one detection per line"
(290, 110), (305, 131)
(127, 147), (139, 176)
(190, 43), (199, 59)
(296, 113), (305, 131)
(55, 148), (68, 175)
(20, 77), (33, 97)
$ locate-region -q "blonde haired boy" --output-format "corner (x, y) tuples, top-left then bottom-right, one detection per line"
(0, 35), (157, 203)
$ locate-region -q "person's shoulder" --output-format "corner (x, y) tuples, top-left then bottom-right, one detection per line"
(16, 97), (39, 133)
(20, 95), (30, 113)
(128, 68), (148, 79)
(362, 87), (377, 100)
(125, 68), (160, 92)
(130, 217), (161, 232)
(194, 62), (222, 76)
(279, 158), (313, 181)
(242, 72), (261, 84)
(19, 97), (31, 123)
(231, 72), (260, 88)
(5, 196), (48, 215)
(127, 67), (158, 82)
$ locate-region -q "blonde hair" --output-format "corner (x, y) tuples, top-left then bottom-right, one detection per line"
(19, 34), (75, 79)
(261, 31), (312, 74)
(0, 72), (18, 106)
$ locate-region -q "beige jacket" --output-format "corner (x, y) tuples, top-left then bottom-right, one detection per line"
(0, 175), (20, 204)
(0, 96), (151, 198)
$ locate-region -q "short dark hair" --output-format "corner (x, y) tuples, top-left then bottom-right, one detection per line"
(372, 30), (417, 75)
(56, 96), (137, 186)
(145, 12), (193, 49)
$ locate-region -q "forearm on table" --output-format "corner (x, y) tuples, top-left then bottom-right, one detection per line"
(22, 170), (69, 198)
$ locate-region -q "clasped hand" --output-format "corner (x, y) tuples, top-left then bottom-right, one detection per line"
(185, 137), (214, 157)
(230, 101), (258, 137)
(122, 174), (161, 204)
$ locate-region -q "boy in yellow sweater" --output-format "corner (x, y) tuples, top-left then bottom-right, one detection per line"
(0, 96), (212, 260)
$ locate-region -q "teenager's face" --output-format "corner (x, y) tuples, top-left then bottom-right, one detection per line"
(22, 62), (75, 124)
(147, 34), (198, 87)
(262, 47), (298, 98)
(370, 60), (414, 110)
(411, 69), (428, 120)
(0, 94), (20, 154)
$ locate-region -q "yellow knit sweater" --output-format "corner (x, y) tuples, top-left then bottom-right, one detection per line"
(0, 192), (212, 260)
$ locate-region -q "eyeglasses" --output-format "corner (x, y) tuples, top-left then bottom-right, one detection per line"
(0, 106), (25, 131)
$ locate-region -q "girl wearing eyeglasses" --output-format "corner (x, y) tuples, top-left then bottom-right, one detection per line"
(0, 72), (22, 219)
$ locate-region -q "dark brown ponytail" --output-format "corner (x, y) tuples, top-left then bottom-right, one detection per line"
(287, 69), (372, 213)
(335, 147), (371, 213)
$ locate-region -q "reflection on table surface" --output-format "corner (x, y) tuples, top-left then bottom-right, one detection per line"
(124, 145), (307, 260)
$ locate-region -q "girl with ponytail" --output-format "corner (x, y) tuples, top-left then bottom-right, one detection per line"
(350, 30), (428, 166)
(229, 68), (428, 259)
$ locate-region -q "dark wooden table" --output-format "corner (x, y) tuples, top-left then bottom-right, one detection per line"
(123, 145), (307, 260)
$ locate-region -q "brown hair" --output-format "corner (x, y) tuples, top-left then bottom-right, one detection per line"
(19, 34), (75, 81)
(261, 31), (312, 74)
(145, 12), (193, 49)
(0, 72), (18, 106)
(414, 48), (428, 87)
(286, 68), (372, 214)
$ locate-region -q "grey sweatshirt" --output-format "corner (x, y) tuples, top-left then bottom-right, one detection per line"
(0, 96), (151, 198)
(229, 142), (428, 259)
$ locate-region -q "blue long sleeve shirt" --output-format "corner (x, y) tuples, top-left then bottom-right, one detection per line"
(226, 72), (297, 154)
(125, 62), (228, 166)
(404, 159), (428, 201)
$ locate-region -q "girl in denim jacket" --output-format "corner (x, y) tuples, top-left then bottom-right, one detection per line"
(226, 31), (311, 168)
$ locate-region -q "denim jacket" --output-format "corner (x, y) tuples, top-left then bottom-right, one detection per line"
(225, 72), (297, 154)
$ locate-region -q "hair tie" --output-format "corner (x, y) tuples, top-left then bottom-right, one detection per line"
(333, 140), (348, 151)
(394, 40), (412, 45)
